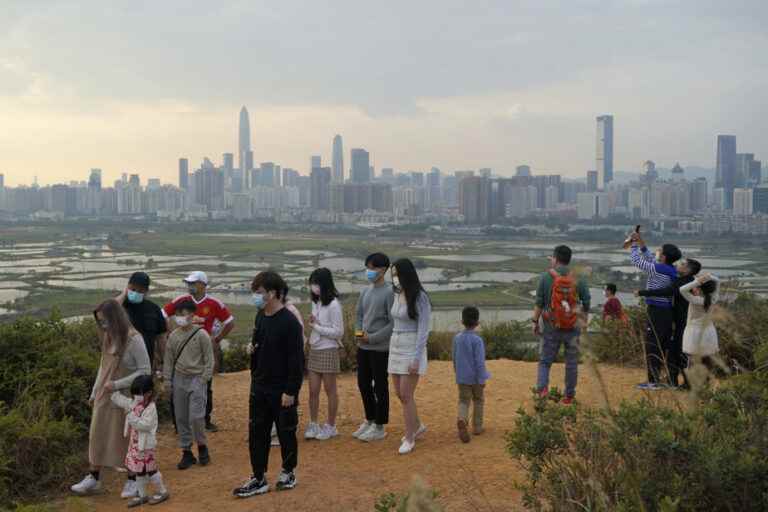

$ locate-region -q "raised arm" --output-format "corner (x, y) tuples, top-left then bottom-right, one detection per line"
(679, 280), (705, 305)
(631, 245), (657, 274)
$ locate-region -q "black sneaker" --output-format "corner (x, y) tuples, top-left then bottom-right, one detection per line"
(177, 450), (197, 470)
(205, 421), (219, 432)
(198, 445), (210, 466)
(233, 476), (269, 498)
(275, 470), (296, 491)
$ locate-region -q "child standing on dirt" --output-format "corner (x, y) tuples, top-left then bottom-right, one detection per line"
(111, 375), (170, 508)
(452, 306), (490, 443)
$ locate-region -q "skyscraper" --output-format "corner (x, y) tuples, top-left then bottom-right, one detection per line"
(310, 155), (322, 172)
(238, 106), (251, 172)
(351, 148), (371, 183)
(596, 115), (614, 189)
(715, 135), (737, 209)
(178, 158), (189, 190)
(0, 173), (4, 189)
(310, 166), (332, 211)
(332, 135), (344, 183)
(515, 165), (531, 177)
(459, 176), (490, 224)
(223, 153), (234, 172)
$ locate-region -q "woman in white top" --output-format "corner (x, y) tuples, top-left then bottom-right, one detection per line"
(679, 273), (720, 366)
(389, 258), (432, 455)
(305, 268), (344, 441)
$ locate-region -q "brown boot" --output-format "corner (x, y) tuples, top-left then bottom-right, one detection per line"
(457, 419), (470, 443)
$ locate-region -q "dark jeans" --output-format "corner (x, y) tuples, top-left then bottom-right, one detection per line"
(206, 380), (213, 424)
(668, 319), (688, 387)
(248, 386), (298, 479)
(356, 349), (390, 425)
(646, 306), (674, 384)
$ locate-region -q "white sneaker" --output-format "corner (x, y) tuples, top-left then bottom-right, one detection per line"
(121, 479), (139, 499)
(398, 439), (416, 455)
(352, 421), (373, 439)
(401, 424), (427, 443)
(315, 424), (339, 441)
(304, 422), (320, 440)
(71, 474), (102, 495)
(360, 425), (387, 442)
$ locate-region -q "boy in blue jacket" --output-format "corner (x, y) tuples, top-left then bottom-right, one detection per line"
(452, 307), (490, 443)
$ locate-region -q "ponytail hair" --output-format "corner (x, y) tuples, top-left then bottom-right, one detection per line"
(700, 280), (717, 312)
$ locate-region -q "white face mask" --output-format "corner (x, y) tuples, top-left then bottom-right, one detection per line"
(175, 315), (190, 327)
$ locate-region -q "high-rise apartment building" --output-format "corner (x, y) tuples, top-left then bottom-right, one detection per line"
(223, 153), (234, 172)
(351, 149), (371, 183)
(459, 176), (490, 224)
(691, 178), (708, 212)
(311, 155), (322, 172)
(596, 115), (614, 189)
(238, 106), (251, 172)
(310, 166), (331, 211)
(753, 185), (768, 214)
(332, 135), (344, 183)
(179, 158), (189, 190)
(0, 173), (4, 189)
(715, 135), (737, 209)
(733, 188), (754, 216)
(515, 165), (531, 177)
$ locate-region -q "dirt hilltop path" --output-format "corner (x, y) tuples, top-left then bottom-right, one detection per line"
(84, 360), (646, 512)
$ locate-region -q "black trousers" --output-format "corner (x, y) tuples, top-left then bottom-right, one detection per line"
(248, 387), (298, 479)
(205, 380), (213, 424)
(645, 306), (674, 384)
(356, 349), (390, 425)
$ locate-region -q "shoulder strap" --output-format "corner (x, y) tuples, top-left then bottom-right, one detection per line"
(548, 269), (559, 280)
(171, 328), (203, 381)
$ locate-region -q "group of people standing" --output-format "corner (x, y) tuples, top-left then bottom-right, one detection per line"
(73, 251), (491, 505)
(70, 236), (721, 506)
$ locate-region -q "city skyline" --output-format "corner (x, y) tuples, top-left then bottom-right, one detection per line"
(2, 2), (766, 186)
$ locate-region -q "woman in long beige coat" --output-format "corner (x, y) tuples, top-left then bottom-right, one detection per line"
(71, 299), (151, 498)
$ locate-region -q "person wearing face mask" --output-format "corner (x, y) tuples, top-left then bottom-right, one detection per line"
(304, 268), (344, 442)
(71, 300), (151, 499)
(162, 271), (234, 432)
(233, 271), (304, 498)
(352, 253), (395, 443)
(162, 300), (214, 470)
(389, 258), (432, 455)
(116, 272), (168, 373)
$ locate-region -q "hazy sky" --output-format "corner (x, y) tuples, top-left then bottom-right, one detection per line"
(1, 0), (766, 186)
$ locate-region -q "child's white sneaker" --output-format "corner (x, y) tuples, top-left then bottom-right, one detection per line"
(121, 478), (140, 499)
(71, 474), (102, 495)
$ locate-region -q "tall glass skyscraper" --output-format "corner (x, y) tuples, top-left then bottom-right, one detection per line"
(238, 106), (251, 172)
(332, 135), (344, 183)
(715, 135), (737, 209)
(351, 148), (371, 183)
(596, 115), (614, 190)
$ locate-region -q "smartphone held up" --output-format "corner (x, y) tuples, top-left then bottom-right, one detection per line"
(622, 225), (641, 249)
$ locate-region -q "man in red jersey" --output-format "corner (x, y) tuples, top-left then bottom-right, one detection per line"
(163, 271), (234, 432)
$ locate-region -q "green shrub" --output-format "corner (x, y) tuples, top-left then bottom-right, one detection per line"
(506, 371), (768, 511)
(482, 321), (540, 361)
(0, 400), (85, 507)
(585, 307), (647, 367)
(374, 478), (442, 512)
(0, 315), (99, 508)
(221, 336), (251, 373)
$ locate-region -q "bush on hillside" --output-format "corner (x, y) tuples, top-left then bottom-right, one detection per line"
(585, 307), (647, 367)
(0, 315), (99, 508)
(482, 321), (540, 361)
(506, 370), (768, 511)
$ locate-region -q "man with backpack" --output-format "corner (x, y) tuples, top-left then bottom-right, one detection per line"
(531, 245), (591, 405)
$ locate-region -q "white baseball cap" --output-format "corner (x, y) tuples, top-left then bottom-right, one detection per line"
(183, 271), (209, 285)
